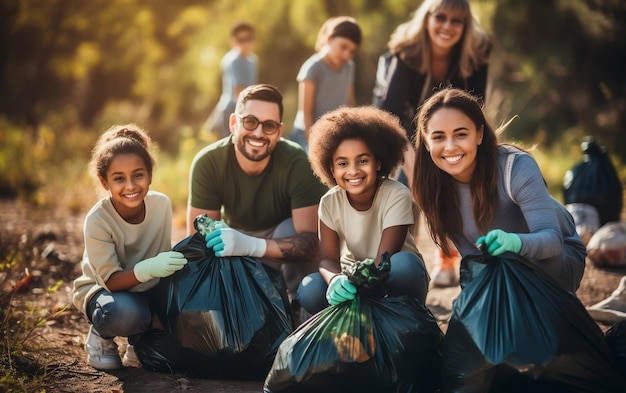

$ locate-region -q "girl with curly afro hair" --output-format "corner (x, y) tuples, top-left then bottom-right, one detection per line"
(297, 106), (430, 315)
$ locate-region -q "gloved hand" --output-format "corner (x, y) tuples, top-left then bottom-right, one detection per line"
(205, 228), (267, 257)
(133, 251), (188, 282)
(476, 229), (522, 256)
(326, 274), (357, 306)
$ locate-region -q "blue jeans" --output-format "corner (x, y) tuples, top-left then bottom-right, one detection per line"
(86, 289), (152, 340)
(296, 252), (430, 315)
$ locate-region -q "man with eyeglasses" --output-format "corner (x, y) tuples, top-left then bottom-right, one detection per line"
(188, 83), (328, 317)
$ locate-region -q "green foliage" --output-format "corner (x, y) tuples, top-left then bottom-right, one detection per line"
(0, 116), (95, 208)
(0, 118), (45, 198)
(0, 0), (435, 149)
(489, 0), (626, 157)
(0, 0), (624, 201)
(152, 130), (211, 218)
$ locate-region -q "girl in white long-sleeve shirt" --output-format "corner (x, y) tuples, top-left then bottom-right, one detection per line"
(72, 124), (186, 370)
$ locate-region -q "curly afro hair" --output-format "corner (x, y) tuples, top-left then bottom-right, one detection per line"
(308, 106), (408, 187)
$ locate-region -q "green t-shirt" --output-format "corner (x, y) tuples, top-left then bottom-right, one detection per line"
(189, 137), (328, 232)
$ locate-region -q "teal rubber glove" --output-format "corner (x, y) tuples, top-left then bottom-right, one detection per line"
(205, 228), (267, 257)
(476, 229), (522, 256)
(133, 251), (188, 282)
(326, 274), (357, 306)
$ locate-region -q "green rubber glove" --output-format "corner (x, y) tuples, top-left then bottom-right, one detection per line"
(476, 229), (522, 256)
(326, 274), (357, 306)
(133, 251), (188, 282)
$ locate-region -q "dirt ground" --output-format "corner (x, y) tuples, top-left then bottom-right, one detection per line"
(2, 199), (625, 392)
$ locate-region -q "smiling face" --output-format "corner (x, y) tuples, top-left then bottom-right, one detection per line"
(424, 107), (483, 183)
(99, 153), (151, 220)
(331, 138), (381, 209)
(231, 99), (282, 165)
(426, 7), (466, 53)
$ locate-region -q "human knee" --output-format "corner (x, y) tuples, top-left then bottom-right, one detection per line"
(273, 218), (296, 238)
(387, 252), (429, 301)
(391, 252), (428, 279)
(296, 273), (328, 315)
(92, 293), (151, 338)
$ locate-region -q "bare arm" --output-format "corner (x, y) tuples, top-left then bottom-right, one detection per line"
(187, 205), (221, 235)
(401, 145), (415, 189)
(318, 220), (342, 284)
(299, 80), (316, 136)
(347, 84), (356, 107)
(105, 270), (140, 292)
(375, 225), (410, 265)
(264, 204), (319, 262)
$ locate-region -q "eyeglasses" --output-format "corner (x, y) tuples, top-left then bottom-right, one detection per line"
(432, 12), (465, 28)
(237, 114), (282, 135)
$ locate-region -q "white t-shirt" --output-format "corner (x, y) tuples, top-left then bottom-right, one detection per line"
(318, 178), (419, 271)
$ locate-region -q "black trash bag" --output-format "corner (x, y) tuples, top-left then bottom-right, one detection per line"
(563, 136), (623, 225)
(443, 250), (626, 393)
(605, 320), (626, 376)
(130, 328), (192, 373)
(264, 253), (444, 393)
(134, 231), (294, 379)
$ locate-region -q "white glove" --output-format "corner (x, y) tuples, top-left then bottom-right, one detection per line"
(205, 228), (266, 257)
(133, 251), (188, 282)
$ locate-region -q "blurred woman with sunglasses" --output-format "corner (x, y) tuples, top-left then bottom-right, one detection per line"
(373, 0), (493, 287)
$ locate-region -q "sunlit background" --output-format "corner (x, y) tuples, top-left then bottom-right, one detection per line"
(0, 0), (624, 229)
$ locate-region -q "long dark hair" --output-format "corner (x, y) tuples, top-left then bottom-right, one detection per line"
(412, 88), (498, 254)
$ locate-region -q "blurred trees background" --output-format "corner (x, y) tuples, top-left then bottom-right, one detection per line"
(0, 0), (624, 200)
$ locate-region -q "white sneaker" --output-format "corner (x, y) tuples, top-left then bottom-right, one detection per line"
(85, 326), (122, 370)
(122, 344), (142, 368)
(587, 276), (626, 324)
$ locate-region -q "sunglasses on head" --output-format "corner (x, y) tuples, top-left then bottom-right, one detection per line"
(237, 114), (282, 135)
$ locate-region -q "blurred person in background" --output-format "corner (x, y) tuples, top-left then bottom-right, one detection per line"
(204, 21), (258, 139)
(288, 16), (361, 151)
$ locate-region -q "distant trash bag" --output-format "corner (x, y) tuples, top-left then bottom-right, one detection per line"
(563, 136), (623, 226)
(134, 229), (293, 379)
(587, 221), (626, 267)
(443, 250), (626, 393)
(264, 253), (444, 393)
(565, 203), (600, 245)
(605, 320), (626, 376)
